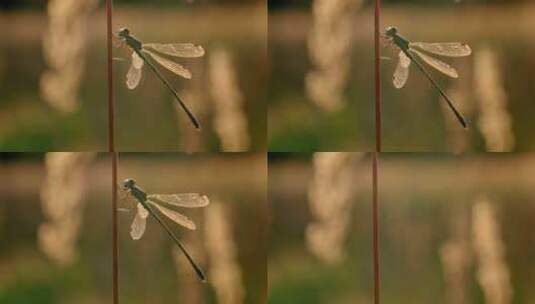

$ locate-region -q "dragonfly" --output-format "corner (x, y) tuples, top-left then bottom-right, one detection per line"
(116, 27), (205, 129)
(121, 178), (210, 282)
(384, 26), (472, 128)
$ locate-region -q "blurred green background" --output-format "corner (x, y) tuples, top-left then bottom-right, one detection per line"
(269, 152), (374, 303)
(0, 153), (267, 304)
(269, 153), (535, 303)
(0, 153), (112, 303)
(268, 1), (535, 151)
(0, 0), (266, 151)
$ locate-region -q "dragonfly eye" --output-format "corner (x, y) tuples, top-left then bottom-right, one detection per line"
(117, 27), (130, 37)
(385, 26), (397, 36)
(122, 178), (135, 189)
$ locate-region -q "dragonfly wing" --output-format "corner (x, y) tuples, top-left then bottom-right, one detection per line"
(126, 52), (144, 89)
(380, 34), (393, 48)
(148, 200), (196, 230)
(393, 51), (411, 89)
(113, 37), (125, 49)
(143, 43), (205, 58)
(410, 42), (471, 57)
(142, 49), (192, 79)
(147, 193), (210, 208)
(410, 49), (458, 78)
(130, 203), (149, 240)
(132, 51), (144, 69)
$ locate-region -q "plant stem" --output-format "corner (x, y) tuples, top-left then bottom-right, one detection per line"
(106, 0), (118, 303)
(374, 0), (381, 302)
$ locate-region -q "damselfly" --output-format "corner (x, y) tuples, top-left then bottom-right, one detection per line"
(121, 178), (210, 282)
(384, 26), (471, 128)
(116, 27), (205, 129)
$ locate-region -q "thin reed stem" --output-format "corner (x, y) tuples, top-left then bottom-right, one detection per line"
(105, 0), (118, 303)
(106, 4), (114, 151)
(372, 152), (380, 304)
(374, 0), (382, 151)
(373, 0), (381, 302)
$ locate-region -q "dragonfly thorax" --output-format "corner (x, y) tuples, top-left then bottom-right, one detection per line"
(117, 27), (142, 50)
(385, 26), (409, 50)
(126, 36), (142, 51)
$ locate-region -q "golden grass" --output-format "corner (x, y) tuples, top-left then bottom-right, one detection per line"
(209, 48), (250, 151)
(305, 0), (362, 111)
(40, 0), (99, 112)
(472, 196), (512, 304)
(204, 200), (244, 304)
(306, 152), (363, 264)
(474, 46), (514, 152)
(38, 152), (95, 265)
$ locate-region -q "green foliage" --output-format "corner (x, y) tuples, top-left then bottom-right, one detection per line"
(0, 280), (55, 304)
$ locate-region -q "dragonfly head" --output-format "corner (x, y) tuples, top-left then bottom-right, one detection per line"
(121, 178), (136, 190)
(385, 26), (398, 38)
(117, 27), (130, 39)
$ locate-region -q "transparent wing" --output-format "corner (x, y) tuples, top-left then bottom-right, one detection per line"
(113, 37), (125, 49)
(393, 51), (411, 89)
(130, 203), (149, 240)
(147, 193), (210, 208)
(126, 52), (144, 89)
(143, 43), (205, 58)
(410, 42), (471, 57)
(148, 200), (196, 230)
(132, 51), (144, 69)
(142, 49), (192, 79)
(380, 34), (394, 48)
(410, 49), (458, 78)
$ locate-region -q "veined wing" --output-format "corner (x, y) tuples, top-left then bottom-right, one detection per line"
(130, 203), (149, 240)
(147, 193), (210, 208)
(410, 49), (458, 78)
(393, 51), (411, 89)
(143, 43), (205, 58)
(126, 52), (144, 89)
(410, 42), (471, 57)
(148, 200), (196, 230)
(142, 49), (192, 79)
